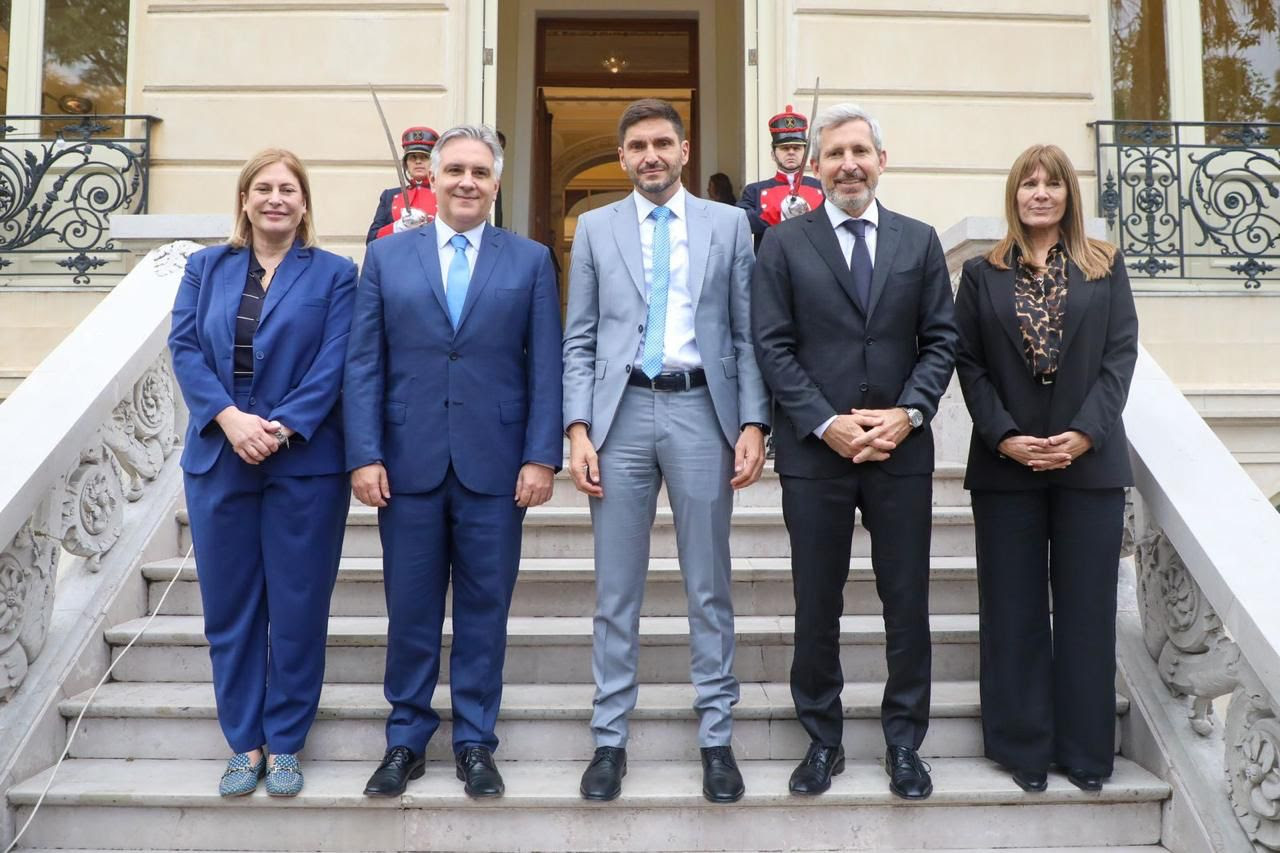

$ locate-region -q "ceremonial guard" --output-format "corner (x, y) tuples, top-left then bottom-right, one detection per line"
(366, 126), (439, 243)
(737, 105), (825, 251)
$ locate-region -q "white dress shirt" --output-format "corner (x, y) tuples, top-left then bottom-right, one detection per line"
(435, 217), (486, 293)
(815, 198), (881, 439)
(632, 187), (701, 372)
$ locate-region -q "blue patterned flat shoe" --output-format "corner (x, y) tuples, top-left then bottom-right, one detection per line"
(218, 751), (265, 797)
(266, 753), (304, 797)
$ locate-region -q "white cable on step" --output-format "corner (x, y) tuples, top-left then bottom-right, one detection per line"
(4, 543), (194, 853)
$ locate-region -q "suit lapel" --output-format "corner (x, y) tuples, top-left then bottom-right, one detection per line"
(414, 223), (452, 322)
(455, 224), (505, 332)
(802, 212), (864, 315)
(257, 243), (311, 328)
(1057, 259), (1094, 361)
(611, 195), (646, 299)
(866, 207), (902, 320)
(684, 194), (709, 309)
(220, 248), (250, 341)
(986, 264), (1027, 363)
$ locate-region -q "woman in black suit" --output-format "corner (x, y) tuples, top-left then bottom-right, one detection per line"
(955, 144), (1138, 793)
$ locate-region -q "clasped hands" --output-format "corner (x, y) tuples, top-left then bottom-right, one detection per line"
(216, 406), (293, 465)
(822, 408), (912, 463)
(997, 430), (1092, 471)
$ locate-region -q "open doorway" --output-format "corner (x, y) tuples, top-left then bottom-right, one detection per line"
(529, 18), (699, 301)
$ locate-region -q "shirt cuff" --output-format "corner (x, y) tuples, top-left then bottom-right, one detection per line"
(813, 415), (838, 439)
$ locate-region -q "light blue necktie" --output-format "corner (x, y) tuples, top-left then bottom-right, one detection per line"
(641, 206), (672, 379)
(446, 233), (470, 328)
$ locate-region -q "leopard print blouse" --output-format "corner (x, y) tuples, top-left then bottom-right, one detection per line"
(1013, 244), (1068, 379)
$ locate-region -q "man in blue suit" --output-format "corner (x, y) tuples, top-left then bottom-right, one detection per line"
(344, 124), (564, 798)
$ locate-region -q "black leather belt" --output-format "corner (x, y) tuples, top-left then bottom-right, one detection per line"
(627, 368), (707, 391)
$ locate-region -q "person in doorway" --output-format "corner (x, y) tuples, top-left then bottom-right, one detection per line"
(563, 98), (769, 804)
(737, 105), (824, 251)
(955, 143), (1138, 793)
(751, 103), (957, 800)
(345, 124), (563, 799)
(169, 148), (356, 798)
(706, 172), (736, 205)
(366, 126), (439, 242)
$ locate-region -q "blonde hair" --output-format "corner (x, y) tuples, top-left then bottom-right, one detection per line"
(229, 148), (317, 248)
(986, 144), (1115, 280)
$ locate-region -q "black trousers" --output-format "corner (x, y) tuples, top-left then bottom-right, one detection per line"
(781, 466), (933, 749)
(970, 486), (1124, 776)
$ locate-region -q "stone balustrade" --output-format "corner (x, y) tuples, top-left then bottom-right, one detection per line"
(0, 240), (201, 702)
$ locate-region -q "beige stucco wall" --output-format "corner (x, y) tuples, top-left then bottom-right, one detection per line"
(127, 0), (478, 267)
(758, 0), (1110, 229)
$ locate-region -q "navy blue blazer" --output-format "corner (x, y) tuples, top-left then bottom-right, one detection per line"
(169, 242), (358, 476)
(343, 222), (564, 496)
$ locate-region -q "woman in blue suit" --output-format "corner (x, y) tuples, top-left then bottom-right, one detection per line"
(169, 149), (356, 797)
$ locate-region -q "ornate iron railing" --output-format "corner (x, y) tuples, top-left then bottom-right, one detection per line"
(1092, 120), (1280, 289)
(0, 115), (158, 284)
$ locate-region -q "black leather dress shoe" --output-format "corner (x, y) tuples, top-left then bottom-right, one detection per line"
(1065, 768), (1104, 791)
(363, 746), (425, 797)
(701, 746), (745, 803)
(580, 746), (627, 801)
(1012, 768), (1048, 792)
(885, 745), (933, 799)
(455, 746), (505, 797)
(789, 742), (845, 795)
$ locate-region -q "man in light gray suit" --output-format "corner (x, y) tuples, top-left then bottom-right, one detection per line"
(563, 99), (770, 804)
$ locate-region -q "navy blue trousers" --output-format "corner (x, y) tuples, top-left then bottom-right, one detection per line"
(379, 467), (524, 755)
(184, 434), (349, 754)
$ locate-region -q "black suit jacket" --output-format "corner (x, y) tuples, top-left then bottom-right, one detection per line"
(954, 252), (1138, 491)
(751, 203), (957, 478)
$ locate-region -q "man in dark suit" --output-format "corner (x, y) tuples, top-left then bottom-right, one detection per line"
(751, 103), (957, 799)
(344, 124), (563, 799)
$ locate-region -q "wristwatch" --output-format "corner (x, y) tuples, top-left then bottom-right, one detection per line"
(742, 422), (771, 436)
(900, 407), (924, 429)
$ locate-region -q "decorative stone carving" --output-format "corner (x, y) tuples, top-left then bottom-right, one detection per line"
(0, 517), (60, 703)
(0, 350), (179, 700)
(1134, 495), (1280, 849)
(1226, 672), (1280, 851)
(147, 239), (204, 278)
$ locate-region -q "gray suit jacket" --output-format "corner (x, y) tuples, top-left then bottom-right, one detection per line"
(563, 191), (770, 448)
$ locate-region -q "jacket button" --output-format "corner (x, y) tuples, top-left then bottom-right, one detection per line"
(625, 364), (632, 373)
(865, 338), (874, 346)
(444, 401), (449, 407)
(638, 324), (644, 333)
(248, 396), (256, 405)
(449, 352), (459, 361)
(255, 351), (264, 360)
(859, 382), (869, 392)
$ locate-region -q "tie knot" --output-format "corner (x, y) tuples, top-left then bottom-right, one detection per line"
(651, 206), (672, 223)
(449, 234), (469, 251)
(845, 218), (868, 238)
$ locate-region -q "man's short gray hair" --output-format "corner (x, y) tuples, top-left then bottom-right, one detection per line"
(809, 103), (884, 156)
(430, 124), (505, 179)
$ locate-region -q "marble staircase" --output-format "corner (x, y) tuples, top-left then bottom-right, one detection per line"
(7, 464), (1172, 851)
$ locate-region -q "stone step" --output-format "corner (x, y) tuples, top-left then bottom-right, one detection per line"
(7, 757), (1169, 852)
(104, 614), (984, 684)
(143, 555), (982, 617)
(59, 681), (1127, 763)
(12, 848), (1174, 853)
(175, 504), (979, 559)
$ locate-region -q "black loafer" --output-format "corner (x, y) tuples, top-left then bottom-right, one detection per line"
(455, 745), (504, 798)
(885, 745), (933, 800)
(789, 742), (845, 795)
(701, 746), (745, 803)
(363, 746), (425, 797)
(1012, 768), (1048, 792)
(580, 746), (627, 801)
(1065, 768), (1104, 791)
